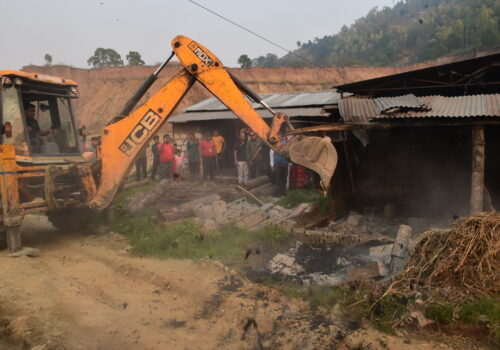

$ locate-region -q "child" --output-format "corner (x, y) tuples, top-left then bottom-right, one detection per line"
(173, 149), (185, 181)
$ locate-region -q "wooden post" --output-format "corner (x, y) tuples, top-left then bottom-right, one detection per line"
(470, 126), (485, 215)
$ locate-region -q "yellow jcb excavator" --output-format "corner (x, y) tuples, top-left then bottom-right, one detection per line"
(0, 35), (337, 253)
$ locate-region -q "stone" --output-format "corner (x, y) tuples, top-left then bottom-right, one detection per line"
(211, 200), (228, 224)
(267, 253), (304, 276)
(369, 244), (394, 264)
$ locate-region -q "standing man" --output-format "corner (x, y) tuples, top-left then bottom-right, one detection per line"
(234, 132), (249, 186)
(158, 134), (174, 180)
(212, 130), (225, 171)
(150, 135), (160, 180)
(24, 102), (50, 153)
(200, 132), (216, 184)
(186, 132), (200, 176)
(246, 131), (265, 179)
(135, 150), (147, 181)
(271, 133), (289, 195)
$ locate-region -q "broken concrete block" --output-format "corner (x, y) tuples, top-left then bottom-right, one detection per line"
(193, 204), (214, 221)
(267, 253), (304, 276)
(211, 200), (228, 224)
(347, 262), (388, 280)
(389, 225), (413, 275)
(236, 209), (267, 229)
(308, 272), (346, 286)
(391, 225), (412, 258)
(369, 244), (394, 264)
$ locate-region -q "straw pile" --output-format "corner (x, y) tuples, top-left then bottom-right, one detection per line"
(392, 212), (500, 298)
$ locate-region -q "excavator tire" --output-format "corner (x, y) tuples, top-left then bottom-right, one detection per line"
(47, 207), (94, 232)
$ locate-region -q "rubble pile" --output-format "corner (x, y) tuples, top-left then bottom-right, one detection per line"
(265, 211), (424, 286)
(129, 177), (317, 232)
(191, 197), (317, 232)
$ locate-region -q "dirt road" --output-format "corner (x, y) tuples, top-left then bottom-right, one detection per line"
(0, 215), (454, 350)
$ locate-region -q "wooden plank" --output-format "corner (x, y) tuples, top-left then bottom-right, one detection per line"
(470, 126), (485, 214)
(286, 120), (500, 134)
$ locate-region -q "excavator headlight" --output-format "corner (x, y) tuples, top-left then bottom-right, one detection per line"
(70, 87), (78, 95)
(13, 78), (23, 86)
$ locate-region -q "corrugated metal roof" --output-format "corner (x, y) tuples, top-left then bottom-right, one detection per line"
(170, 107), (327, 123)
(185, 90), (341, 112)
(339, 97), (377, 123)
(374, 94), (427, 113)
(339, 94), (500, 122)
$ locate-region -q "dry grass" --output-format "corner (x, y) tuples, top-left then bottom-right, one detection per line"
(390, 212), (500, 298)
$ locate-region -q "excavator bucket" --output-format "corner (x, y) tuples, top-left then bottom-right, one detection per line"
(285, 136), (338, 190)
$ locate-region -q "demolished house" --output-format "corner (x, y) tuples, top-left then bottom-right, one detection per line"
(305, 52), (500, 221)
(264, 53), (500, 286)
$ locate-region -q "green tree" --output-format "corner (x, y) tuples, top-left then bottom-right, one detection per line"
(264, 53), (278, 67)
(237, 54), (252, 68)
(44, 53), (53, 66)
(126, 51), (145, 66)
(87, 48), (124, 68)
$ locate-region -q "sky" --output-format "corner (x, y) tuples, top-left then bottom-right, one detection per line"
(0, 0), (396, 69)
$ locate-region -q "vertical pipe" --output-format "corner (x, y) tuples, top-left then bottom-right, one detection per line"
(470, 126), (485, 215)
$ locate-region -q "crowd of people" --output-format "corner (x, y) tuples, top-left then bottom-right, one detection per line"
(128, 129), (320, 194)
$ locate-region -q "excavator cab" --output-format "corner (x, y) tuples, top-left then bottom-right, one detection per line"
(0, 71), (96, 253)
(1, 71), (81, 157)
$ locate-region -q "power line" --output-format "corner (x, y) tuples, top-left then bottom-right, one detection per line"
(186, 0), (336, 75)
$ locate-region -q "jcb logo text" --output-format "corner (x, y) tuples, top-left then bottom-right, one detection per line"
(119, 110), (161, 156)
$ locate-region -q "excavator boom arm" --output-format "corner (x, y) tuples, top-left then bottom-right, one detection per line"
(90, 35), (337, 209)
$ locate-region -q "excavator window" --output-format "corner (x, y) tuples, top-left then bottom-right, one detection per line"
(0, 84), (30, 155)
(20, 91), (80, 155)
